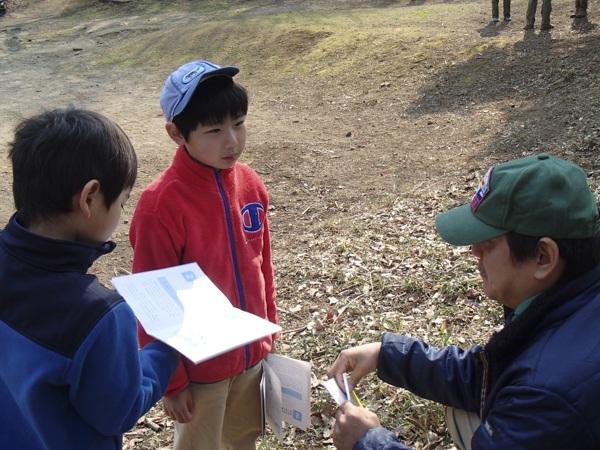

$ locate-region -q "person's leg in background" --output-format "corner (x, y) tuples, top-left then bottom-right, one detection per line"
(525, 0), (538, 27)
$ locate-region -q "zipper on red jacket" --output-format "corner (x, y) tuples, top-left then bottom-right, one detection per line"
(214, 168), (251, 369)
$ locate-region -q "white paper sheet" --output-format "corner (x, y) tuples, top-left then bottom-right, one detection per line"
(323, 375), (362, 407)
(323, 377), (349, 406)
(111, 263), (281, 364)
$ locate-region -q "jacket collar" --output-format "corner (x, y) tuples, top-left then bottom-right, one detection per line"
(484, 262), (600, 385)
(0, 214), (115, 273)
(172, 145), (236, 188)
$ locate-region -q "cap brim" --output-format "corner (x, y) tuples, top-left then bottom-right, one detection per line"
(200, 66), (239, 79)
(172, 66), (240, 120)
(435, 204), (508, 246)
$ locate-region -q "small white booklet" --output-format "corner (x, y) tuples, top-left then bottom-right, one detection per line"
(261, 353), (311, 443)
(323, 375), (362, 407)
(111, 263), (281, 364)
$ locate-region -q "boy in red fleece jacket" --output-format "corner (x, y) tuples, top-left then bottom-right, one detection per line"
(129, 61), (278, 450)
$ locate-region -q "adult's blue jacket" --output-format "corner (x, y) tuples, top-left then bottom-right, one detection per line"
(0, 215), (179, 449)
(356, 262), (600, 449)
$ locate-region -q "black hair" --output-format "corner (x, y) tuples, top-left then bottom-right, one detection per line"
(9, 106), (137, 228)
(172, 76), (248, 141)
(506, 226), (600, 282)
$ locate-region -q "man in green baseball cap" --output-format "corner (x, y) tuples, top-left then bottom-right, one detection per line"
(327, 154), (600, 450)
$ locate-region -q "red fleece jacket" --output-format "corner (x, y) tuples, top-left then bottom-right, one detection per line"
(130, 145), (277, 396)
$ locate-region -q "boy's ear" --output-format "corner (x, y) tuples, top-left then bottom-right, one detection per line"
(74, 179), (101, 219)
(165, 122), (187, 146)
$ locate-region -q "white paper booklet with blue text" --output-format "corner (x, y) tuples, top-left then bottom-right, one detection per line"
(111, 263), (281, 364)
(261, 353), (311, 443)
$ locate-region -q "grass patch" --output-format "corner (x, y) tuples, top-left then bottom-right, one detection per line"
(30, 0), (477, 86)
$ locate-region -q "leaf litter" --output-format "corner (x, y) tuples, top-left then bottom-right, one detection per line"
(122, 185), (505, 450)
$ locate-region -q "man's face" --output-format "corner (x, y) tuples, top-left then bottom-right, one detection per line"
(470, 234), (539, 310)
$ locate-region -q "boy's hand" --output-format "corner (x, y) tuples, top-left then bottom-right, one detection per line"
(333, 401), (381, 449)
(162, 388), (194, 423)
(327, 342), (382, 393)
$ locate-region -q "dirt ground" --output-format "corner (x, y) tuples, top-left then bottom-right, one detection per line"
(1, 0), (600, 448)
(2, 0), (597, 281)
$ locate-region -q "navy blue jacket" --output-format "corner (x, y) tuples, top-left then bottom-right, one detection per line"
(0, 215), (179, 449)
(356, 263), (600, 449)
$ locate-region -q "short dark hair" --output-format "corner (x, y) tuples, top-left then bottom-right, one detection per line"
(9, 107), (137, 228)
(172, 76), (248, 141)
(506, 226), (600, 282)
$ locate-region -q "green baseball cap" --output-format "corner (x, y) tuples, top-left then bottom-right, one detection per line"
(435, 153), (599, 246)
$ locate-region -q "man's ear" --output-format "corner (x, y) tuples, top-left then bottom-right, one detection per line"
(534, 238), (565, 281)
(74, 180), (101, 220)
(165, 122), (187, 146)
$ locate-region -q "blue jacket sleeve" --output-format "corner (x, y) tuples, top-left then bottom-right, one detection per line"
(377, 333), (484, 413)
(66, 302), (179, 435)
(355, 427), (413, 450)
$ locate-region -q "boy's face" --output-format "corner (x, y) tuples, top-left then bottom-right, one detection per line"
(78, 188), (131, 245)
(181, 114), (247, 169)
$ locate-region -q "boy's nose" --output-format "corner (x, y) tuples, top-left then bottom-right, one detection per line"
(224, 129), (238, 148)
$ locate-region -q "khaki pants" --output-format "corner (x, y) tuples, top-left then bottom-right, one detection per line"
(492, 0), (511, 18)
(526, 0), (552, 25)
(173, 364), (263, 450)
(446, 407), (481, 450)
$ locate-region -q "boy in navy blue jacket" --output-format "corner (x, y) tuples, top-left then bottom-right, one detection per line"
(0, 107), (179, 449)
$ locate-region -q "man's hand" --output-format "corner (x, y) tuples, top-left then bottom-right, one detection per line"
(162, 388), (195, 423)
(333, 401), (381, 450)
(327, 342), (382, 393)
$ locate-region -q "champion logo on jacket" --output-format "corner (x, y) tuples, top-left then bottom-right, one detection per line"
(241, 202), (265, 242)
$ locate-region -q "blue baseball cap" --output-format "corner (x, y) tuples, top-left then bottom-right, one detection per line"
(160, 60), (240, 122)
